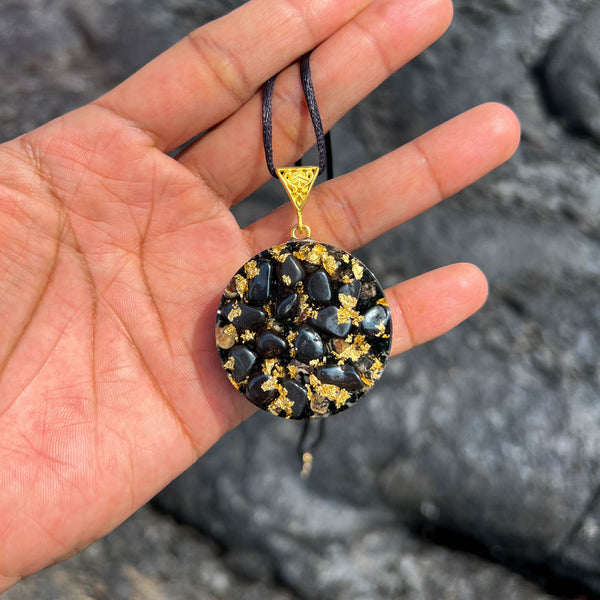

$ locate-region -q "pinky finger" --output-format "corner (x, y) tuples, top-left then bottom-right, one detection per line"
(388, 263), (488, 356)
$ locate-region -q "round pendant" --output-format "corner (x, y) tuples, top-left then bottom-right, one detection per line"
(216, 240), (392, 419)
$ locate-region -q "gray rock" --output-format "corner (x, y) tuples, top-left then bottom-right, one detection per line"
(155, 416), (553, 600)
(561, 490), (600, 592)
(3, 504), (554, 600)
(543, 6), (600, 143)
(3, 505), (298, 600)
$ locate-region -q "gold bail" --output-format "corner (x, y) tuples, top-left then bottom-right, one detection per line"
(276, 166), (319, 239)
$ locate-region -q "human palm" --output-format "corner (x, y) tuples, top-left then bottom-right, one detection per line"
(0, 0), (519, 590)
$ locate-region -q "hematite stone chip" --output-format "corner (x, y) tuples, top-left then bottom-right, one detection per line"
(216, 240), (392, 419)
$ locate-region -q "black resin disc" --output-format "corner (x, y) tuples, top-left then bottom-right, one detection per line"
(216, 240), (392, 419)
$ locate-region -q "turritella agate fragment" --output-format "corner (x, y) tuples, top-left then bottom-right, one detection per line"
(216, 240), (392, 419)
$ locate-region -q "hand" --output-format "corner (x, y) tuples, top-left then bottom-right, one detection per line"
(0, 0), (519, 589)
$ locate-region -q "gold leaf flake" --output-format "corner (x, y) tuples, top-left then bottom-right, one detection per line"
(322, 254), (338, 276)
(269, 244), (290, 262)
(351, 259), (364, 281)
(234, 274), (248, 298)
(267, 391), (293, 418)
(240, 330), (256, 343)
(296, 294), (318, 323)
(359, 357), (385, 387)
(293, 242), (337, 275)
(261, 376), (279, 392)
(226, 373), (240, 390)
(309, 374), (351, 409)
(286, 330), (299, 348)
(375, 322), (390, 338)
(370, 357), (384, 373)
(339, 293), (358, 310)
(333, 334), (371, 362)
(360, 372), (375, 387)
(377, 297), (389, 306)
(223, 356), (235, 371)
(262, 359), (278, 376)
(282, 274), (292, 286)
(244, 260), (260, 279)
(226, 304), (242, 322)
(338, 306), (363, 326)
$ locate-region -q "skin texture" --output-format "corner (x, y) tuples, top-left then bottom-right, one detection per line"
(0, 0), (520, 590)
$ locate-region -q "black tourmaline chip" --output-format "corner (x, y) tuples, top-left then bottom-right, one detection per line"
(256, 330), (287, 358)
(338, 279), (361, 300)
(222, 302), (267, 329)
(276, 293), (299, 319)
(283, 380), (309, 419)
(278, 255), (304, 286)
(294, 326), (324, 364)
(248, 259), (272, 304)
(361, 305), (391, 336)
(216, 240), (392, 419)
(312, 306), (352, 338)
(307, 270), (332, 303)
(315, 365), (363, 391)
(228, 345), (257, 383)
(247, 374), (277, 406)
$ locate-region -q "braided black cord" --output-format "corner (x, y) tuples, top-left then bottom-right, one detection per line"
(262, 52), (332, 180)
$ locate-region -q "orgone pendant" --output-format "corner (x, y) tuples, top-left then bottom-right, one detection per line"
(215, 166), (392, 419)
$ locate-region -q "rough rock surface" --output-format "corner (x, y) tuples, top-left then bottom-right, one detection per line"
(2, 0), (600, 598)
(3, 504), (555, 600)
(543, 5), (600, 143)
(2, 506), (299, 600)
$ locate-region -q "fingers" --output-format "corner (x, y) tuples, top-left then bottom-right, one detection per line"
(93, 0), (373, 151)
(245, 103), (521, 251)
(387, 263), (488, 356)
(178, 0), (454, 203)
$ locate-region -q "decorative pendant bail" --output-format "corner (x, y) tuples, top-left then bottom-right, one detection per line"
(276, 166), (319, 240)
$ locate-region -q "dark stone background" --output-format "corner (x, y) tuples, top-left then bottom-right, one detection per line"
(2, 1), (600, 598)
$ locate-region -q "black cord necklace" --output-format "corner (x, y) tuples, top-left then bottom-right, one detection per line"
(215, 52), (392, 474)
(263, 54), (332, 181)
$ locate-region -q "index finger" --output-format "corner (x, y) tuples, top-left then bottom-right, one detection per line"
(94, 0), (372, 152)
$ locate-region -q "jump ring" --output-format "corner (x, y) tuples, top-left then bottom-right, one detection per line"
(291, 224), (311, 240)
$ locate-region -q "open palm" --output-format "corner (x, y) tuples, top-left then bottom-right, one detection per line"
(0, 0), (519, 589)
